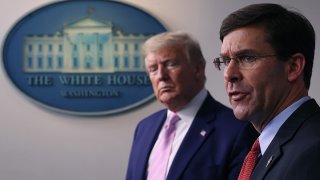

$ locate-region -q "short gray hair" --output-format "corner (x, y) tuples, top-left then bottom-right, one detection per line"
(143, 31), (206, 67)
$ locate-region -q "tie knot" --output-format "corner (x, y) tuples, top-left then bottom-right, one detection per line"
(169, 113), (180, 125)
(165, 113), (180, 131)
(251, 139), (260, 152)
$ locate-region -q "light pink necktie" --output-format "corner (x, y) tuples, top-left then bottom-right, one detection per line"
(238, 139), (261, 180)
(147, 113), (180, 180)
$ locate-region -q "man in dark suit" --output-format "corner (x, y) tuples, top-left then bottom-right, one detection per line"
(214, 3), (320, 180)
(126, 31), (257, 180)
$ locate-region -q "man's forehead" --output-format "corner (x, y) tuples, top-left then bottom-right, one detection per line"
(220, 27), (268, 54)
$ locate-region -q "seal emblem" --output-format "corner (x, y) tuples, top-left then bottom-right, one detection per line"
(2, 1), (167, 115)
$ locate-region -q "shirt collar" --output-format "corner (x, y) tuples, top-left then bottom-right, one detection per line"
(168, 88), (207, 122)
(259, 96), (311, 155)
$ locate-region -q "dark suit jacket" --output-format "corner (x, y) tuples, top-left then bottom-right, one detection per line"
(126, 93), (258, 180)
(251, 99), (320, 180)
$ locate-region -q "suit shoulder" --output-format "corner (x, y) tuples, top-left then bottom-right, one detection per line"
(137, 109), (166, 127)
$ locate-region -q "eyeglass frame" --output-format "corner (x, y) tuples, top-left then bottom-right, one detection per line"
(213, 54), (277, 71)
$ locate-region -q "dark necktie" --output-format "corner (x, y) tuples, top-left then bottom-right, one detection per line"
(238, 139), (261, 180)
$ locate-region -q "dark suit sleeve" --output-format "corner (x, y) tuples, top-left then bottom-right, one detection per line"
(227, 123), (258, 180)
(284, 141), (320, 180)
(126, 122), (141, 180)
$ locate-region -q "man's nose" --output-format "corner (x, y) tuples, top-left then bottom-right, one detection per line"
(157, 66), (169, 80)
(224, 60), (242, 83)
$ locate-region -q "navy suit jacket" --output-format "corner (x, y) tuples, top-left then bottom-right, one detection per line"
(251, 99), (320, 180)
(126, 93), (258, 180)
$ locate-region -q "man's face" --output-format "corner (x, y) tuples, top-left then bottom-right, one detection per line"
(221, 25), (290, 127)
(145, 46), (203, 111)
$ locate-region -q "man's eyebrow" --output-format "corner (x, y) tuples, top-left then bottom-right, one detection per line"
(235, 49), (257, 55)
(220, 49), (257, 57)
(159, 58), (175, 64)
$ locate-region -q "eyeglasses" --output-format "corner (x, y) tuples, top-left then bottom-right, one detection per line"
(213, 54), (277, 70)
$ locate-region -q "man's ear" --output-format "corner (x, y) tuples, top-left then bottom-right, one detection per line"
(194, 63), (205, 80)
(287, 53), (305, 82)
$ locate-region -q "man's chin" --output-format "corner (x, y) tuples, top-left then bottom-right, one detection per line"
(159, 95), (176, 105)
(232, 105), (249, 120)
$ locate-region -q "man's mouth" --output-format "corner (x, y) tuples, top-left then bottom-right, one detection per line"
(229, 91), (247, 101)
(159, 85), (174, 93)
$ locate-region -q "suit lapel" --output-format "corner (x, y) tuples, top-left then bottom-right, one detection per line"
(251, 141), (282, 179)
(251, 99), (319, 179)
(167, 95), (218, 179)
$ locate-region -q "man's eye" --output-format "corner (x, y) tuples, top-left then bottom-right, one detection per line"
(221, 57), (231, 64)
(148, 66), (157, 73)
(238, 55), (256, 63)
(166, 61), (177, 68)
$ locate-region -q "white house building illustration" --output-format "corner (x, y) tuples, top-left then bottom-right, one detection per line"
(23, 17), (152, 73)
